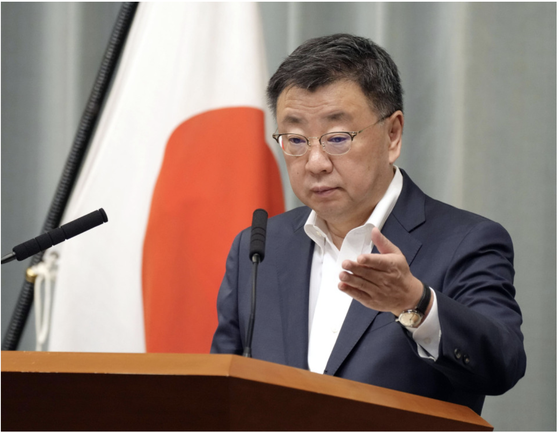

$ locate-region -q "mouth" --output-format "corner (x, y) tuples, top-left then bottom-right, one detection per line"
(310, 186), (339, 197)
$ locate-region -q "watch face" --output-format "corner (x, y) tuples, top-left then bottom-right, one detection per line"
(398, 311), (423, 328)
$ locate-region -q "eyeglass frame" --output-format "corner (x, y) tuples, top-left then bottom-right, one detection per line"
(272, 113), (392, 157)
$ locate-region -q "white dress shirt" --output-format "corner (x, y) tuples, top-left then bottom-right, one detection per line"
(304, 167), (440, 374)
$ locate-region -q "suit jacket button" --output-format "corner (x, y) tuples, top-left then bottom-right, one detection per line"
(454, 348), (462, 359)
(463, 355), (470, 365)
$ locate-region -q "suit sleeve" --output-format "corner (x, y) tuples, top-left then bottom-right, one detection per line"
(424, 220), (526, 395)
(210, 230), (244, 355)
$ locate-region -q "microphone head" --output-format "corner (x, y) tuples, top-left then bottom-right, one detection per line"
(60, 208), (108, 239)
(11, 208), (109, 261)
(249, 209), (268, 262)
(99, 208), (108, 223)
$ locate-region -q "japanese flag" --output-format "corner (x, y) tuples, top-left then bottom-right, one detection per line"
(48, 3), (284, 353)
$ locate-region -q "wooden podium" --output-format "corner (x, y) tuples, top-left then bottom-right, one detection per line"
(2, 351), (492, 431)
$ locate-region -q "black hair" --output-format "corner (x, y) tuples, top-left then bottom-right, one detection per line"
(267, 34), (403, 119)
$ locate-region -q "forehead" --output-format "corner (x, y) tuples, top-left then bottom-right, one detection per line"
(276, 80), (374, 126)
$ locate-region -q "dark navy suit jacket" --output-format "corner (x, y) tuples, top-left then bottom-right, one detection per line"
(211, 170), (526, 414)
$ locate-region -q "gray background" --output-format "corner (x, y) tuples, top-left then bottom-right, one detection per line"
(1, 3), (555, 430)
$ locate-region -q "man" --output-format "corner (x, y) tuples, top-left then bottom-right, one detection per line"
(211, 34), (526, 414)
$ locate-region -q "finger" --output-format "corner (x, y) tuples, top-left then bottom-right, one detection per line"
(340, 267), (399, 299)
(340, 266), (384, 293)
(342, 256), (394, 273)
(339, 270), (373, 292)
(339, 279), (394, 311)
(371, 226), (400, 255)
(338, 281), (372, 304)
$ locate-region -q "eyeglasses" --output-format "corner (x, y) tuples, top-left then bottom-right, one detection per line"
(272, 115), (390, 157)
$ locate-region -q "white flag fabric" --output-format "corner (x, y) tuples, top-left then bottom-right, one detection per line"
(48, 3), (284, 353)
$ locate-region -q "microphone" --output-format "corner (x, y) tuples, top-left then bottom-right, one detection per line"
(249, 209), (268, 262)
(243, 209), (268, 358)
(1, 208), (109, 264)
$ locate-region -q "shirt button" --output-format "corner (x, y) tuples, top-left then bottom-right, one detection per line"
(331, 327), (339, 334)
(424, 338), (431, 345)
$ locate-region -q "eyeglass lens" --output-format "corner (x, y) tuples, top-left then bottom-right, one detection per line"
(279, 132), (352, 156)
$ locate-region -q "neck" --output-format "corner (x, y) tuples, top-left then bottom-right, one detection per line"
(326, 214), (370, 250)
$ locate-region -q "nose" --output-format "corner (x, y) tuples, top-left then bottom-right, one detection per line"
(305, 138), (333, 174)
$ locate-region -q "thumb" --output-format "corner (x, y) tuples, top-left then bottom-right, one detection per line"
(371, 226), (400, 255)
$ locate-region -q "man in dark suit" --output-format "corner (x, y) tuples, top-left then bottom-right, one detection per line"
(211, 34), (526, 414)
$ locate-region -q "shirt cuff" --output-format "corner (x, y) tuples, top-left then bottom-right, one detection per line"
(407, 288), (441, 361)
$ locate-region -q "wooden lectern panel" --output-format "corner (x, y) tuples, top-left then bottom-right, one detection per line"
(2, 351), (492, 431)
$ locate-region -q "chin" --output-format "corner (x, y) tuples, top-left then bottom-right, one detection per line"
(313, 204), (345, 221)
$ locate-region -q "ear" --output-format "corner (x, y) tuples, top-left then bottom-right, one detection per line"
(386, 110), (403, 164)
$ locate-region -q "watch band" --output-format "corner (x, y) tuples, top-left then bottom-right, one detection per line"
(415, 281), (431, 315)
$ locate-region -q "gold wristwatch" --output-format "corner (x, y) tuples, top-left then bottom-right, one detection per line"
(396, 282), (431, 328)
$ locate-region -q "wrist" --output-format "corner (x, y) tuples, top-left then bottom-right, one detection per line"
(395, 281), (432, 329)
(391, 278), (424, 317)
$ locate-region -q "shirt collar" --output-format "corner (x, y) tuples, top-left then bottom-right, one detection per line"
(304, 166), (403, 248)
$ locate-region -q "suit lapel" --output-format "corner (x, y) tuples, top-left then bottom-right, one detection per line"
(276, 208), (314, 370)
(324, 170), (425, 376)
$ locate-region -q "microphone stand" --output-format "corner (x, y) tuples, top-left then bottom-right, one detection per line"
(243, 254), (260, 358)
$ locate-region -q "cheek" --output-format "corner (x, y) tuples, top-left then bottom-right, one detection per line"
(342, 157), (380, 192)
(288, 154), (310, 171)
(285, 160), (304, 186)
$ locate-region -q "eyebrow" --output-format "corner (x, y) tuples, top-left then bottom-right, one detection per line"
(280, 111), (352, 126)
(282, 115), (304, 125)
(324, 111), (351, 122)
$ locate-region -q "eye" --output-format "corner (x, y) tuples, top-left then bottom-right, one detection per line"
(325, 133), (351, 145)
(285, 135), (307, 145)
